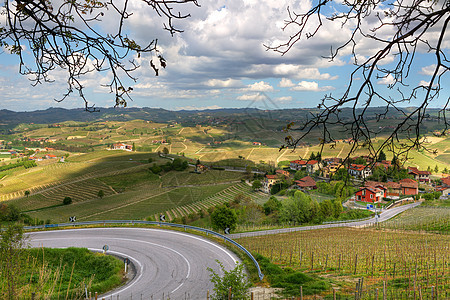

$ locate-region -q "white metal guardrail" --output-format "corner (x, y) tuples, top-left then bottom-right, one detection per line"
(24, 220), (264, 280)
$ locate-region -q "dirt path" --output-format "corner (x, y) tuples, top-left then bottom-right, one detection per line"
(276, 148), (289, 163)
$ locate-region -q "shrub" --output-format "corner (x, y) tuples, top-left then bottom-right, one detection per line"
(63, 197), (72, 205)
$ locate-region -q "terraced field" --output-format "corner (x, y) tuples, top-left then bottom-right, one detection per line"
(156, 182), (269, 221)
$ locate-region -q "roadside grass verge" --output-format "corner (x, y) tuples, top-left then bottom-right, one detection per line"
(3, 247), (124, 299)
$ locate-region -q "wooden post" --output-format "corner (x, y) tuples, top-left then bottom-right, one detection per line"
(383, 281), (386, 300)
(354, 254), (358, 275)
(228, 286), (232, 300)
(207, 290), (210, 300)
(333, 288), (336, 300)
(431, 286), (435, 300)
(251, 292), (254, 300)
(95, 292), (98, 300)
(300, 286), (303, 300)
(375, 288), (379, 300)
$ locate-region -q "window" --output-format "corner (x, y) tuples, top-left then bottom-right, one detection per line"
(370, 194), (373, 199)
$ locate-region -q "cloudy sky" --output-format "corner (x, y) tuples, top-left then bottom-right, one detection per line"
(0, 0), (448, 111)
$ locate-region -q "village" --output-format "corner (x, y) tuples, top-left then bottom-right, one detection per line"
(260, 156), (450, 203)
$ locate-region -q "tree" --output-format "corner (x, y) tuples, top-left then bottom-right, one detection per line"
(207, 260), (251, 300)
(252, 180), (262, 191)
(434, 165), (439, 174)
(271, 1), (449, 164)
(63, 196), (72, 205)
(162, 147), (169, 155)
(97, 190), (105, 199)
(377, 150), (387, 162)
(0, 224), (28, 299)
(24, 190), (30, 198)
(263, 196), (282, 215)
(210, 205), (237, 232)
(0, 0), (198, 110)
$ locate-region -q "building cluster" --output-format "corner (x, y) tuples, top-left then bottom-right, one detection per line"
(259, 156), (449, 203)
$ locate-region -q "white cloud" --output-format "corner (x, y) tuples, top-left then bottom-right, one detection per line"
(246, 81), (274, 92)
(279, 78), (295, 88)
(204, 78), (244, 88)
(291, 81), (334, 92)
(274, 96), (292, 102)
(236, 93), (266, 101)
(377, 74), (395, 85)
(419, 65), (437, 76)
(274, 65), (338, 80)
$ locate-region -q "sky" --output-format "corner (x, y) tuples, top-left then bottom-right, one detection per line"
(0, 0), (448, 112)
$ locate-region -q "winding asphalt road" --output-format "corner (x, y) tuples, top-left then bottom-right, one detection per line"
(228, 201), (421, 239)
(27, 227), (239, 300)
(27, 202), (420, 299)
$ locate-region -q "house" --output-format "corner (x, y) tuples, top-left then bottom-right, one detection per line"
(348, 164), (372, 179)
(289, 160), (320, 174)
(295, 176), (317, 190)
(441, 176), (450, 187)
(408, 167), (431, 183)
(45, 154), (57, 159)
(112, 143), (132, 151)
(355, 186), (386, 203)
(374, 160), (392, 170)
(195, 164), (208, 173)
(263, 175), (280, 194)
(323, 162), (344, 178)
(252, 142), (262, 146)
(365, 179), (418, 196)
(276, 169), (290, 178)
(398, 178), (419, 195)
(437, 187), (450, 197)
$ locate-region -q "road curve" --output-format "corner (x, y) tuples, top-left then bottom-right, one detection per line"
(228, 202), (421, 239)
(27, 227), (239, 300)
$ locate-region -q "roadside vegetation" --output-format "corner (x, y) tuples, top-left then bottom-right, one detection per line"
(0, 224), (124, 299)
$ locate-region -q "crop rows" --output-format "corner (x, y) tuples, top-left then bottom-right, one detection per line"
(156, 182), (268, 221)
(0, 163), (149, 202)
(377, 206), (450, 234)
(236, 227), (449, 299)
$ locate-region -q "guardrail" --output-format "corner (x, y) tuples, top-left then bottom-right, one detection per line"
(24, 220), (264, 281)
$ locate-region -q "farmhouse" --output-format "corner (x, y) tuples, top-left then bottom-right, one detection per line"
(294, 176), (317, 191)
(252, 142), (262, 146)
(407, 167), (431, 183)
(263, 174), (279, 194)
(289, 160), (320, 174)
(441, 176), (450, 187)
(398, 178), (419, 195)
(365, 179), (418, 196)
(112, 143), (132, 151)
(323, 162), (344, 178)
(355, 186), (387, 203)
(275, 169), (291, 178)
(348, 164), (372, 179)
(437, 187), (450, 197)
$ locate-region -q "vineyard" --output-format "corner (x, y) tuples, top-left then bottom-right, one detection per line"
(236, 227), (450, 299)
(154, 182), (268, 221)
(377, 206), (450, 234)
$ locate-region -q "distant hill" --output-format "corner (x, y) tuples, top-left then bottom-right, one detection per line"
(0, 106), (443, 126)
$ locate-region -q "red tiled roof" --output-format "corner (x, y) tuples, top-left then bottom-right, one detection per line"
(442, 177), (450, 187)
(349, 164), (367, 171)
(399, 178), (418, 188)
(307, 160), (319, 165)
(295, 176), (316, 187)
(408, 167), (431, 176)
(266, 175), (278, 179)
(290, 160), (307, 165)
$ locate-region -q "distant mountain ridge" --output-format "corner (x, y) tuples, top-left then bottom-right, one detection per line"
(0, 106), (441, 126)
